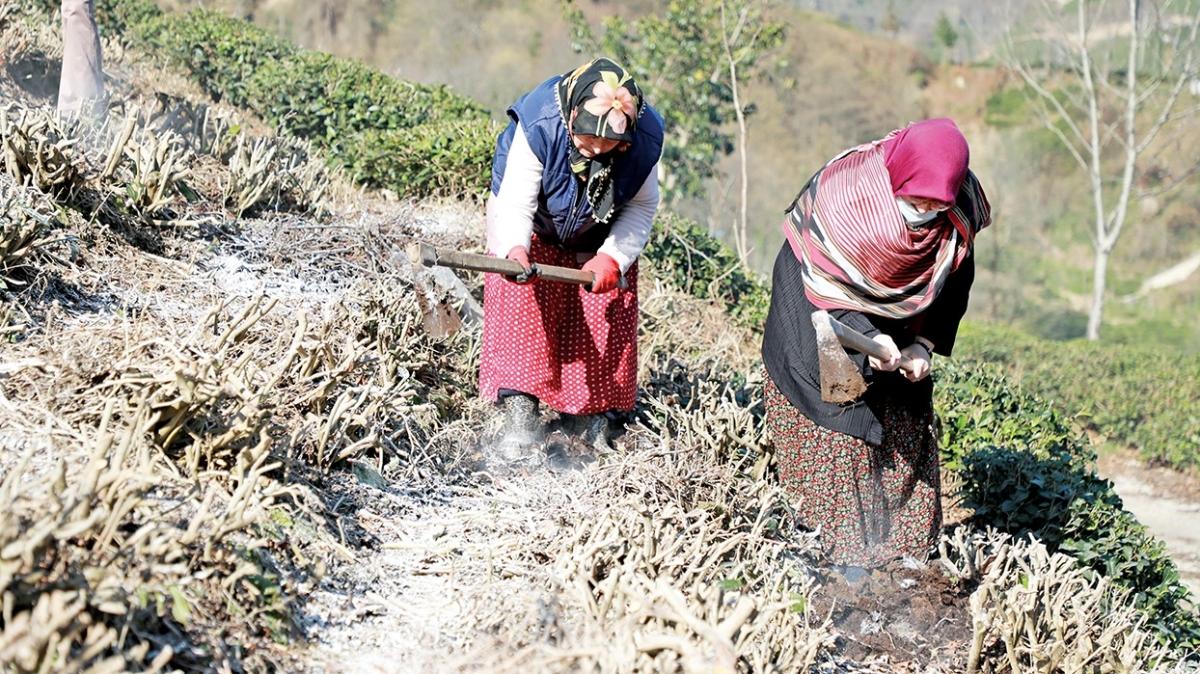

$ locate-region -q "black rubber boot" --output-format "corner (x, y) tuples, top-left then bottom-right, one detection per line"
(495, 393), (543, 462)
(578, 410), (614, 450)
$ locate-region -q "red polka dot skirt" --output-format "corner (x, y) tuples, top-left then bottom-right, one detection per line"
(480, 236), (639, 414)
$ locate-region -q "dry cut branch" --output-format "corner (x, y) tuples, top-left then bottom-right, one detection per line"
(940, 529), (1191, 674)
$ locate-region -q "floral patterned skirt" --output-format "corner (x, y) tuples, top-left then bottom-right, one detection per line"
(764, 370), (942, 567)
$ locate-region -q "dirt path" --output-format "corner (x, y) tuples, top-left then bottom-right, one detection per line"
(293, 453), (973, 674)
(1097, 451), (1200, 594)
(299, 466), (587, 673)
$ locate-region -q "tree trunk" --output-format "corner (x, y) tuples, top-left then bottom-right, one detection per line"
(57, 0), (104, 116)
(1086, 246), (1109, 341)
(720, 1), (754, 266)
(729, 58), (750, 265)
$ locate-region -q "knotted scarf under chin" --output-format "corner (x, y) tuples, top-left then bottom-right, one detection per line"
(556, 57), (644, 225)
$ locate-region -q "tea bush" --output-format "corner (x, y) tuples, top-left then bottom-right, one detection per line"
(35, 0), (162, 35)
(936, 358), (1200, 649)
(953, 321), (1200, 471)
(98, 0), (161, 36)
(131, 9), (492, 199)
(340, 119), (498, 198)
(246, 51), (485, 143)
(138, 10), (295, 107)
(642, 212), (770, 328)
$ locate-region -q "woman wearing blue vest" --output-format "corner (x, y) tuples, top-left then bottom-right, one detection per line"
(480, 58), (664, 461)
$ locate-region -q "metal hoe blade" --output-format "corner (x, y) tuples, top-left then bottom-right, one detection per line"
(811, 310), (868, 404)
(406, 243), (463, 338)
(413, 270), (463, 339)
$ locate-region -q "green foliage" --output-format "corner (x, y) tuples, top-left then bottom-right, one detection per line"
(1099, 314), (1200, 351)
(137, 10), (296, 107)
(339, 118), (499, 198)
(983, 86), (1028, 128)
(934, 365), (1077, 472)
(933, 12), (958, 50)
(246, 50), (486, 144)
(34, 0), (163, 34)
(642, 212), (769, 327)
(563, 0), (785, 205)
(96, 0), (162, 36)
(936, 358), (1200, 649)
(954, 322), (1200, 471)
(129, 8), (492, 200)
(243, 50), (490, 195)
(1019, 305), (1088, 341)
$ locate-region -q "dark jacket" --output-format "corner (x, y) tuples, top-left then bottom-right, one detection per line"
(761, 242), (975, 445)
(489, 76), (665, 252)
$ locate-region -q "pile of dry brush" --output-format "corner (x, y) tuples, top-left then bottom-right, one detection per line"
(1, 6), (484, 669)
(0, 278), (481, 671)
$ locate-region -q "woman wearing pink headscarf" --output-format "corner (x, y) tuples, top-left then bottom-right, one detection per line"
(761, 118), (991, 571)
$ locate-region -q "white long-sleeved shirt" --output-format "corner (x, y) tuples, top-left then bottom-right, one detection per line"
(486, 121), (660, 273)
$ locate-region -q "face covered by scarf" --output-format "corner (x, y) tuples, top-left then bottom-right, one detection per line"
(895, 197), (941, 226)
(557, 58), (645, 225)
(882, 117), (970, 205)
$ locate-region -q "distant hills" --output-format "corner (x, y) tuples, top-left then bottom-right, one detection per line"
(787, 0), (1040, 60)
(171, 0), (1200, 348)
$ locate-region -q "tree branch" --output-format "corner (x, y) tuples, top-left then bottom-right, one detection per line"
(1137, 160), (1200, 198)
(1104, 0), (1142, 250)
(1136, 6), (1200, 153)
(1003, 29), (1092, 152)
(1027, 91), (1093, 173)
(719, 0), (755, 265)
(1077, 0), (1110, 246)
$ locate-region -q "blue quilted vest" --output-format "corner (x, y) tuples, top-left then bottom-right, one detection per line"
(490, 76), (665, 251)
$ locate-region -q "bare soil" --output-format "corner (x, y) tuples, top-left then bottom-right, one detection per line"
(811, 557), (974, 671)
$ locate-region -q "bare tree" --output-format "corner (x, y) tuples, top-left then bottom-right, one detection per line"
(1003, 0), (1200, 340)
(719, 0), (774, 267)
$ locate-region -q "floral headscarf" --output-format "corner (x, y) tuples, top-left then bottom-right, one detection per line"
(557, 57), (645, 224)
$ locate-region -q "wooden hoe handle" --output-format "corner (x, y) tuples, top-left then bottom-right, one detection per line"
(407, 242), (627, 289)
(826, 314), (919, 372)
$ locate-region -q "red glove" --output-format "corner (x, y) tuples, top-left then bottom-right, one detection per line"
(582, 253), (621, 294)
(505, 245), (535, 283)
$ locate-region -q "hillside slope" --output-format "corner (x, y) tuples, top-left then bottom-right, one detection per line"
(0, 2), (1197, 672)
(170, 0), (1200, 350)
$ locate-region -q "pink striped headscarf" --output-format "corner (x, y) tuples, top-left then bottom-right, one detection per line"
(781, 118), (991, 318)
